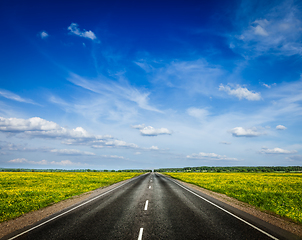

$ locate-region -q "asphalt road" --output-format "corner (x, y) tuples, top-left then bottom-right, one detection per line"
(3, 173), (300, 240)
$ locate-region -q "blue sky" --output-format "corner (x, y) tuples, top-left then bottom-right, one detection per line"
(0, 0), (301, 170)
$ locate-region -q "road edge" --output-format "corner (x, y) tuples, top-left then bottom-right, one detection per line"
(0, 173), (147, 239)
(159, 173), (302, 239)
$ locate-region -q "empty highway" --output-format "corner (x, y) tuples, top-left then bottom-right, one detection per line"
(3, 173), (300, 240)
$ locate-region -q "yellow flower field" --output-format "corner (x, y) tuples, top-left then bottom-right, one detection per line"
(164, 172), (302, 224)
(0, 172), (142, 223)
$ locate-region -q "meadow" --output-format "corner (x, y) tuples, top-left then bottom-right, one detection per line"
(0, 172), (142, 223)
(164, 172), (302, 224)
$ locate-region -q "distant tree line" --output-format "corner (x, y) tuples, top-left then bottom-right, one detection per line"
(154, 166), (302, 173)
(0, 168), (152, 173)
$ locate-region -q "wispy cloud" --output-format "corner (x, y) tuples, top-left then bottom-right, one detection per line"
(68, 23), (97, 41)
(0, 141), (49, 152)
(96, 140), (139, 149)
(8, 158), (48, 165)
(39, 31), (49, 39)
(187, 152), (238, 161)
(261, 79), (302, 118)
(50, 149), (95, 156)
(101, 155), (124, 159)
(0, 89), (37, 105)
(149, 146), (159, 150)
(261, 82), (276, 89)
(231, 1), (302, 57)
(152, 59), (224, 97)
(219, 84), (261, 101)
(0, 140), (97, 156)
(131, 124), (145, 129)
(8, 158), (84, 166)
(286, 155), (302, 162)
(49, 95), (69, 106)
(259, 147), (297, 154)
(187, 107), (209, 120)
(68, 73), (162, 113)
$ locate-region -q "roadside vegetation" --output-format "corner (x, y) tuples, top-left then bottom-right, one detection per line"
(0, 168), (151, 172)
(0, 172), (143, 223)
(164, 172), (302, 224)
(155, 166), (302, 173)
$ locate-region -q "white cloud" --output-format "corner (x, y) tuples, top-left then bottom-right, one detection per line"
(134, 152), (141, 155)
(0, 117), (60, 132)
(92, 139), (141, 149)
(103, 140), (139, 148)
(0, 116), (105, 140)
(262, 83), (276, 88)
(219, 84), (261, 101)
(187, 152), (238, 161)
(276, 125), (287, 130)
(139, 126), (172, 136)
(259, 147), (297, 154)
(149, 146), (159, 150)
(0, 117), (145, 151)
(50, 149), (95, 156)
(0, 89), (37, 105)
(131, 124), (145, 129)
(8, 158), (27, 163)
(219, 141), (231, 145)
(68, 23), (97, 41)
(229, 127), (263, 137)
(187, 107), (209, 120)
(0, 117), (97, 140)
(49, 160), (77, 166)
(101, 155), (124, 159)
(40, 31), (49, 39)
(131, 124), (172, 137)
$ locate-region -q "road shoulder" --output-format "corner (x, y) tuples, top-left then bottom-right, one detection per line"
(160, 173), (302, 238)
(0, 175), (143, 239)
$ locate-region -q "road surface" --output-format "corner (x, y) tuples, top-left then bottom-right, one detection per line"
(3, 173), (300, 240)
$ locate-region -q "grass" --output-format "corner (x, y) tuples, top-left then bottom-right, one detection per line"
(164, 172), (302, 224)
(0, 172), (142, 222)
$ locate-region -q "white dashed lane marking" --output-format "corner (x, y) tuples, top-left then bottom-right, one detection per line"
(138, 228), (143, 240)
(144, 200), (149, 210)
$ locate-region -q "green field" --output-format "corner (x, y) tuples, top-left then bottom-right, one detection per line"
(0, 172), (142, 223)
(164, 172), (302, 224)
